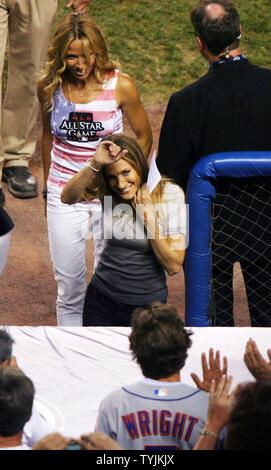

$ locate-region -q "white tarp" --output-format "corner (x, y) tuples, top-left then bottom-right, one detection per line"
(3, 326), (271, 439)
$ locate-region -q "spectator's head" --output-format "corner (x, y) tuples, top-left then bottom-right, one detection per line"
(0, 367), (34, 437)
(190, 0), (241, 56)
(226, 381), (271, 450)
(0, 329), (14, 366)
(129, 302), (193, 380)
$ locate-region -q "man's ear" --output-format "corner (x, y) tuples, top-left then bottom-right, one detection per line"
(0, 359), (9, 367)
(196, 36), (204, 52)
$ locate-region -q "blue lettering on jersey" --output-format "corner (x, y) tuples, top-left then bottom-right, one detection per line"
(172, 412), (187, 439)
(137, 410), (151, 436)
(160, 410), (171, 435)
(121, 409), (199, 442)
(184, 416), (199, 441)
(121, 412), (139, 440)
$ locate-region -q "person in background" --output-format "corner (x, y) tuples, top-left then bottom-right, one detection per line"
(156, 0), (271, 326)
(0, 366), (35, 450)
(0, 0), (92, 207)
(37, 12), (152, 326)
(193, 375), (271, 450)
(95, 302), (227, 449)
(0, 329), (53, 448)
(0, 207), (14, 277)
(32, 431), (123, 450)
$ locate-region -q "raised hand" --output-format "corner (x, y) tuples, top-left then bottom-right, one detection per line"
(92, 141), (128, 168)
(66, 0), (91, 13)
(191, 348), (228, 392)
(206, 375), (239, 432)
(244, 338), (271, 381)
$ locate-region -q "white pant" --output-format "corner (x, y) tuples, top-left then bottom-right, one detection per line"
(47, 191), (104, 326)
(0, 230), (11, 277)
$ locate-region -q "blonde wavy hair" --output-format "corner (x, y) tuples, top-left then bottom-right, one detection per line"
(40, 13), (120, 111)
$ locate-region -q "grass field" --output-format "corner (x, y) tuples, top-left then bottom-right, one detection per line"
(55, 0), (271, 104)
(2, 1), (270, 105)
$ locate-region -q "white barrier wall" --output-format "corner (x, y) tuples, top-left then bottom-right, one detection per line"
(3, 326), (270, 438)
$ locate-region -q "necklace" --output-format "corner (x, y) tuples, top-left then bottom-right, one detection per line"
(68, 83), (90, 101)
(68, 81), (102, 101)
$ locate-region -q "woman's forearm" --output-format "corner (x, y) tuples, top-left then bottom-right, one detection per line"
(41, 132), (53, 188)
(150, 234), (185, 276)
(61, 163), (100, 204)
(143, 211), (185, 275)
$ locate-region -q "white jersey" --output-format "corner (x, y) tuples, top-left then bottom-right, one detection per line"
(22, 404), (53, 448)
(0, 444), (31, 450)
(96, 379), (226, 450)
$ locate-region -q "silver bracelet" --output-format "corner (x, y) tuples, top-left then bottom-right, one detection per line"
(200, 429), (218, 439)
(87, 161), (100, 173)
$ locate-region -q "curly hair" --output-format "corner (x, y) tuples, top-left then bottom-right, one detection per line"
(129, 302), (193, 380)
(40, 12), (119, 111)
(226, 381), (271, 450)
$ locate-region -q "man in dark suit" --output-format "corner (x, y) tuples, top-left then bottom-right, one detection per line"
(157, 0), (271, 326)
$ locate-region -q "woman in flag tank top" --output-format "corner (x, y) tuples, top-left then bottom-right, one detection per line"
(37, 13), (152, 326)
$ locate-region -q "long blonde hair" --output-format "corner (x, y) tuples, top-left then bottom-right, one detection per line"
(40, 13), (120, 111)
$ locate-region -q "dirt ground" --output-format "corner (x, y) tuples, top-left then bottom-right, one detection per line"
(0, 103), (249, 326)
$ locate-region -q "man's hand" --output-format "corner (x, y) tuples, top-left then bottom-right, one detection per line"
(244, 338), (271, 381)
(78, 432), (123, 450)
(66, 1), (91, 13)
(191, 348), (228, 392)
(32, 433), (72, 450)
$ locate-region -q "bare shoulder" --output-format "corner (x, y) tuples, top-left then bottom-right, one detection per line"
(116, 72), (139, 105)
(117, 72), (137, 90)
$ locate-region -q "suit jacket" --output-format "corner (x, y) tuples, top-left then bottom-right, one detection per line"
(157, 58), (271, 191)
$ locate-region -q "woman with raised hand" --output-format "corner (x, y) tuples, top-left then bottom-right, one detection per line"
(61, 133), (186, 326)
(37, 13), (152, 326)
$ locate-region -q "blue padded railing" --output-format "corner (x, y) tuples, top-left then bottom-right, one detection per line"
(185, 151), (271, 326)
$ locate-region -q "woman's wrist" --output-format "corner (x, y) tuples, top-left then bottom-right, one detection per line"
(204, 419), (224, 435)
(87, 159), (103, 172)
(200, 429), (218, 439)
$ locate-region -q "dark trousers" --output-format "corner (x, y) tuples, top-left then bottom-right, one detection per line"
(83, 283), (166, 327)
